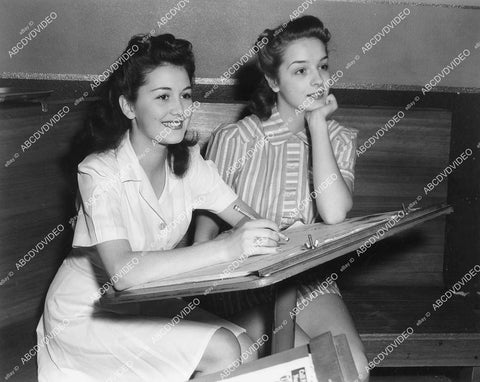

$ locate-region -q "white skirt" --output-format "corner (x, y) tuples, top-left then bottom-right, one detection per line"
(36, 257), (245, 382)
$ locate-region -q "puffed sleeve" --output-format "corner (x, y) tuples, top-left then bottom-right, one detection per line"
(328, 121), (359, 192)
(72, 156), (129, 247)
(205, 123), (246, 189)
(187, 144), (238, 213)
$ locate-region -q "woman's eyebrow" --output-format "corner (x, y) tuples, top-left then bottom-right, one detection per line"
(150, 87), (171, 92)
(150, 86), (192, 92)
(288, 55), (328, 68)
(315, 55), (329, 63)
(288, 60), (307, 68)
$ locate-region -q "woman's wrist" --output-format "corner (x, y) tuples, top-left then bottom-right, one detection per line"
(211, 236), (229, 262)
(308, 118), (329, 139)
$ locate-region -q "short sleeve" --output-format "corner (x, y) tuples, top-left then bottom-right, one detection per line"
(206, 124), (246, 190)
(72, 158), (129, 247)
(187, 144), (238, 214)
(328, 121), (358, 192)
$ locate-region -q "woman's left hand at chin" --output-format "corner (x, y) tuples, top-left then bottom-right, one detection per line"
(305, 94), (338, 130)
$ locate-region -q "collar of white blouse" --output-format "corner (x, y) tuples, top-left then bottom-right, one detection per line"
(115, 130), (169, 224)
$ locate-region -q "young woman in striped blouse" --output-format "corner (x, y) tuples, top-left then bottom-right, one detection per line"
(195, 15), (369, 381)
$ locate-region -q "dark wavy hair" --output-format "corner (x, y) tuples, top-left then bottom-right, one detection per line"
(250, 16), (331, 120)
(81, 33), (197, 177)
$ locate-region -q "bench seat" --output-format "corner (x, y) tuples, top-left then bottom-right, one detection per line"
(343, 286), (480, 368)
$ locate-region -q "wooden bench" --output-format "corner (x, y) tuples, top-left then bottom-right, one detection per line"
(188, 102), (480, 380)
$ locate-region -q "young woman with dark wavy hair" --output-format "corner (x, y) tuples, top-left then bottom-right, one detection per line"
(196, 16), (369, 381)
(36, 33), (282, 381)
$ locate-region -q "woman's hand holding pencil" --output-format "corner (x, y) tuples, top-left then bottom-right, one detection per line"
(215, 204), (289, 261)
(220, 219), (281, 259)
(210, 204), (289, 260)
(233, 205), (289, 242)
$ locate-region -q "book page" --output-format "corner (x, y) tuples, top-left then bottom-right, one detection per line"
(129, 211), (398, 289)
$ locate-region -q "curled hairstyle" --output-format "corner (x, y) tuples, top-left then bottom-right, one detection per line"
(82, 33), (197, 177)
(250, 16), (331, 120)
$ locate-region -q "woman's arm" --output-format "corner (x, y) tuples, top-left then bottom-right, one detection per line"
(96, 237), (227, 291)
(194, 212), (222, 243)
(97, 199), (277, 291)
(306, 94), (353, 224)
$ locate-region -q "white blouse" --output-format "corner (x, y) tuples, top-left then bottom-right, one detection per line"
(73, 130), (237, 253)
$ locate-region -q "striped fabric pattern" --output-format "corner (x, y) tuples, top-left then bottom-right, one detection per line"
(203, 108), (358, 314)
(206, 108), (358, 227)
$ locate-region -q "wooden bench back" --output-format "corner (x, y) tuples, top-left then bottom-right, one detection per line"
(190, 103), (452, 287)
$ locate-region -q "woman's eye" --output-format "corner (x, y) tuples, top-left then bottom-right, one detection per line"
(321, 64), (329, 70)
(182, 93), (192, 100)
(295, 68), (306, 75)
(156, 94), (169, 100)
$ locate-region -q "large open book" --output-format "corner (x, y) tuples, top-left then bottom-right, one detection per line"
(119, 204), (452, 295)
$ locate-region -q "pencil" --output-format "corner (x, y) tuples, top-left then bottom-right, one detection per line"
(233, 204), (289, 242)
(233, 204), (256, 220)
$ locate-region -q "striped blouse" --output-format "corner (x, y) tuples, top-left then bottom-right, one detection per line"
(206, 107), (358, 228)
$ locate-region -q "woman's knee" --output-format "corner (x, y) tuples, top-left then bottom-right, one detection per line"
(295, 294), (369, 381)
(350, 343), (369, 382)
(237, 333), (259, 363)
(199, 328), (241, 373)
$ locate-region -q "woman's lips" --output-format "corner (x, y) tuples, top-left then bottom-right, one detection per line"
(161, 120), (183, 130)
(307, 89), (326, 99)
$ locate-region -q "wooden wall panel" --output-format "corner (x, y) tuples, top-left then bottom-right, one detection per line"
(0, 101), (85, 379)
(334, 108), (451, 286)
(445, 94), (480, 294)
